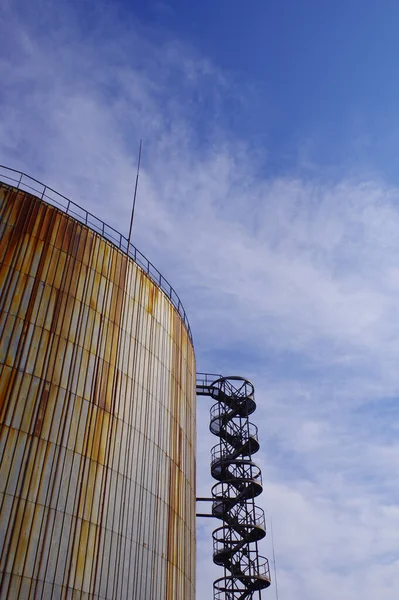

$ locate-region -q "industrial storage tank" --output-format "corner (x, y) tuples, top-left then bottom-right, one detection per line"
(0, 170), (196, 599)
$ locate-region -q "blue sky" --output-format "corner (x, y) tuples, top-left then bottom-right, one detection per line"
(2, 1), (399, 599)
(131, 0), (399, 178)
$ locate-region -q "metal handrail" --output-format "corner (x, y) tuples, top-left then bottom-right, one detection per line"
(196, 373), (222, 388)
(0, 165), (192, 342)
(212, 504), (265, 530)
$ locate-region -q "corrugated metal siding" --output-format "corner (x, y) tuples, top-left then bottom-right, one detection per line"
(0, 184), (196, 600)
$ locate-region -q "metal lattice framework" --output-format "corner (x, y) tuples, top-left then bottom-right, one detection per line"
(197, 374), (271, 600)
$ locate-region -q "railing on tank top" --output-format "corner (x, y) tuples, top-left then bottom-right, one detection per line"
(0, 164), (192, 342)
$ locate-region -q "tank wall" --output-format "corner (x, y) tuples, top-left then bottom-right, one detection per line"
(0, 184), (196, 599)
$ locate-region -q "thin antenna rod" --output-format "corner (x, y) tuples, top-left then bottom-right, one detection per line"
(127, 139), (142, 250)
(271, 517), (280, 600)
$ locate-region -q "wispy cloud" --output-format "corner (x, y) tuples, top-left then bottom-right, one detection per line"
(2, 2), (399, 599)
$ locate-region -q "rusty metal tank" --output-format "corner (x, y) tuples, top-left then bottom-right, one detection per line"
(0, 174), (196, 600)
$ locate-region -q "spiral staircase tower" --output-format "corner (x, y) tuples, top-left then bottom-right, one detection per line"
(197, 374), (271, 600)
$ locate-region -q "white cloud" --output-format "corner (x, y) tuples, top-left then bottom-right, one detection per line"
(2, 2), (399, 599)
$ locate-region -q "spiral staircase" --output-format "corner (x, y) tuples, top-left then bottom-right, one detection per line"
(197, 374), (271, 599)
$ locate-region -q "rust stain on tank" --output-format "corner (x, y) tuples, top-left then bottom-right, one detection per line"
(33, 386), (50, 437)
(147, 281), (158, 316)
